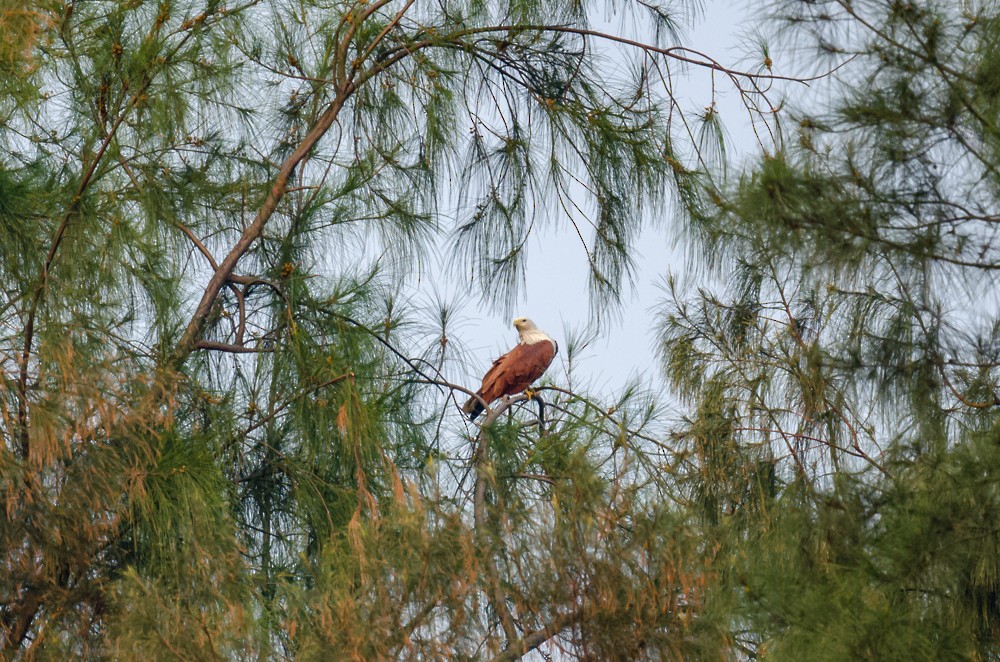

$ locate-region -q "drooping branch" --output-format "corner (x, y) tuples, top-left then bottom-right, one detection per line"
(174, 87), (354, 362)
(170, 3), (823, 367)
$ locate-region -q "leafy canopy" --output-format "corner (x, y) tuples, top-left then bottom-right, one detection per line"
(0, 0), (779, 658)
(659, 0), (1000, 658)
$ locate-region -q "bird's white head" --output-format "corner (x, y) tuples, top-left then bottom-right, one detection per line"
(513, 317), (551, 345)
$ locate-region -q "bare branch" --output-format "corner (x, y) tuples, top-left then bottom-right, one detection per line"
(193, 340), (273, 354)
(489, 612), (578, 662)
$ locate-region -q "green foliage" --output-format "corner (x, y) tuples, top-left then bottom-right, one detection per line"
(24, 0), (1000, 658)
(0, 0), (750, 658)
(658, 0), (1000, 658)
(730, 425), (1000, 661)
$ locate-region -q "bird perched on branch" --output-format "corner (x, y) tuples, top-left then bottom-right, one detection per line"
(463, 317), (558, 421)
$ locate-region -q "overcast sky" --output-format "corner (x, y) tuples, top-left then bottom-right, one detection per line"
(416, 0), (774, 410)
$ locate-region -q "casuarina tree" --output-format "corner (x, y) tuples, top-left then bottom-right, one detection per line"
(660, 0), (1000, 658)
(0, 0), (790, 657)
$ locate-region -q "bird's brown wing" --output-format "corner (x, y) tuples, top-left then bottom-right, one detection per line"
(461, 351), (510, 419)
(479, 341), (556, 404)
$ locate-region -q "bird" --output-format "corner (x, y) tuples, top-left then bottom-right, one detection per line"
(462, 317), (558, 421)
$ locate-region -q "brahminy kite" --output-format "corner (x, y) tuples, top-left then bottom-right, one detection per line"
(463, 317), (558, 421)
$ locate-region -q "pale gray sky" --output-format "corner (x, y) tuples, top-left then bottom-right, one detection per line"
(425, 0), (777, 409)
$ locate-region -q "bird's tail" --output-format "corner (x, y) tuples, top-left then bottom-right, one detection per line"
(462, 394), (485, 421)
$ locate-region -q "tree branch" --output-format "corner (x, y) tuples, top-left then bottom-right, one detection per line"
(174, 86), (354, 362)
(16, 75), (154, 458)
(193, 340), (273, 354)
(488, 612), (578, 662)
(473, 395), (534, 646)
